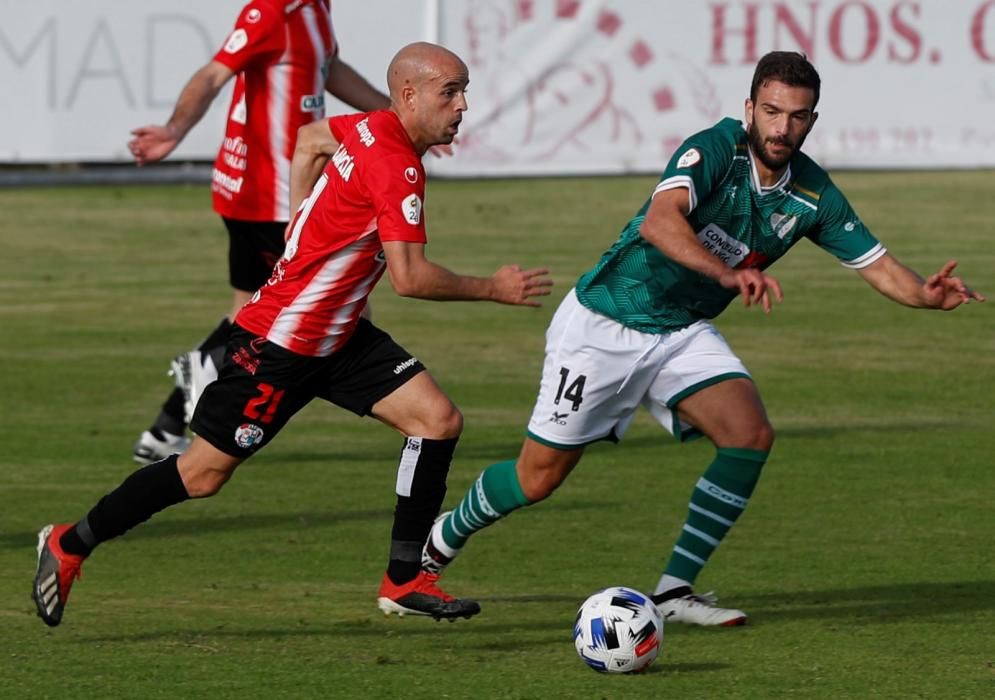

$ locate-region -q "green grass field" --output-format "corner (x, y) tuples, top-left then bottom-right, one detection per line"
(1, 173), (993, 699)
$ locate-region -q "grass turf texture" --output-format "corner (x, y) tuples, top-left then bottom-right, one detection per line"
(1, 173), (993, 699)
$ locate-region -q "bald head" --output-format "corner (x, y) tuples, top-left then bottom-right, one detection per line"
(385, 42), (469, 155)
(387, 42), (467, 101)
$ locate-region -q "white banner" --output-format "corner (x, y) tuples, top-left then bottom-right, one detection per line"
(3, 0), (995, 172)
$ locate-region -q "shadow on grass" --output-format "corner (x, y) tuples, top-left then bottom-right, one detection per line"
(739, 580), (995, 624)
(0, 500), (609, 550)
(81, 617), (565, 645)
(270, 439), (527, 465)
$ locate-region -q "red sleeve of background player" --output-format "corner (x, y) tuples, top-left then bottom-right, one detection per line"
(212, 2), (284, 73)
(368, 154), (428, 244)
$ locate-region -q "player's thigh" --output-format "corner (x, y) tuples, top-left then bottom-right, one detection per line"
(643, 321), (761, 443)
(371, 371), (462, 438)
(191, 326), (319, 458)
(526, 290), (660, 448)
(315, 320), (454, 434)
(222, 217), (286, 292)
(676, 378), (773, 449)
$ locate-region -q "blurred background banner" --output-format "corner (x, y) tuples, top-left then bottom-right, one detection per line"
(4, 0), (995, 173)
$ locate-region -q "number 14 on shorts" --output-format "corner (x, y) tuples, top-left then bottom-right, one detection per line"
(554, 367), (586, 412)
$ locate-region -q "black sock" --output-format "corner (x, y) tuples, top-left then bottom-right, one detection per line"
(76, 454), (190, 549)
(152, 389), (187, 436)
(197, 317), (233, 369)
(387, 437), (458, 584)
(59, 518), (97, 557)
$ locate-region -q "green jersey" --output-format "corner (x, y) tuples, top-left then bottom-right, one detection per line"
(575, 118), (885, 333)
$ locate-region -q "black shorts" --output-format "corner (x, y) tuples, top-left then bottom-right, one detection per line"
(191, 320), (426, 458)
(222, 217), (286, 292)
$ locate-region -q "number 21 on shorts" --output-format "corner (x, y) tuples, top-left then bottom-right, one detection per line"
(243, 382), (285, 424)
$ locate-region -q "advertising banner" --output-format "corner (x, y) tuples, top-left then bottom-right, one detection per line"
(3, 0), (995, 172)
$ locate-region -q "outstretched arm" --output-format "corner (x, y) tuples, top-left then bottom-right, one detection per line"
(382, 241), (552, 307)
(858, 254), (984, 310)
(324, 54), (390, 112)
(640, 187), (783, 312)
(128, 61), (234, 165)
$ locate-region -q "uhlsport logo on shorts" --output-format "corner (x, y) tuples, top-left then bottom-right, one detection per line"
(234, 423), (265, 449)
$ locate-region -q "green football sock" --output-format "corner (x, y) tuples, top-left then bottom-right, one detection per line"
(441, 460), (531, 550)
(663, 447), (768, 584)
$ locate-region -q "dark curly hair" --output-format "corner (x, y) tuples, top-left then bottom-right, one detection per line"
(750, 51), (821, 108)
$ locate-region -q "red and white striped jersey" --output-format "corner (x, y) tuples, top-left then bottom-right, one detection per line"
(211, 0), (336, 222)
(236, 110), (428, 357)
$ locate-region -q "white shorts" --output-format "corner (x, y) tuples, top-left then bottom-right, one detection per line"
(526, 289), (751, 447)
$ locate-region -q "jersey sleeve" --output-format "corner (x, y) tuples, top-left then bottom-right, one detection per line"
(367, 155), (428, 244)
(328, 113), (366, 141)
(655, 123), (737, 212)
(212, 2), (284, 74)
(806, 180), (887, 269)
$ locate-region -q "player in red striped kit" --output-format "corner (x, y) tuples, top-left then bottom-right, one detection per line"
(35, 42), (552, 626)
(129, 0), (390, 464)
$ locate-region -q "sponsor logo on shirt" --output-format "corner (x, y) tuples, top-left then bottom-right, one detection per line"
(697, 223), (750, 267)
(402, 194), (422, 225)
(677, 147), (701, 168)
(246, 8), (262, 23)
(234, 423), (265, 449)
(331, 144), (355, 181)
(212, 168), (244, 195)
(356, 118), (376, 147)
(300, 94), (325, 112)
(549, 411), (569, 425)
(224, 28), (248, 54)
(404, 167), (418, 183)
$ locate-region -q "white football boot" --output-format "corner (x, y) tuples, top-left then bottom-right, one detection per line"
(132, 430), (190, 466)
(652, 589), (747, 627)
(169, 350), (219, 424)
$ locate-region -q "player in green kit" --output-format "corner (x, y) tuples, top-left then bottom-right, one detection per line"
(419, 52), (985, 625)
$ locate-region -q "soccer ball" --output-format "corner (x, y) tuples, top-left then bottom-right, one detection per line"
(573, 586), (663, 674)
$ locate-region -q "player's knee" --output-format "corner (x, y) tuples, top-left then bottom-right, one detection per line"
(748, 420), (775, 452)
(179, 465), (233, 498)
(517, 459), (570, 502)
(424, 402), (463, 439)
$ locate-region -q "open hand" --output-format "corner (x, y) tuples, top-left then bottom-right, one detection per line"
(491, 265), (554, 307)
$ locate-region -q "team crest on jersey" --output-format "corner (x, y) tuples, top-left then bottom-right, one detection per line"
(677, 148), (701, 169)
(770, 213), (798, 240)
(234, 423), (264, 449)
(402, 194), (422, 225)
(224, 29), (248, 54)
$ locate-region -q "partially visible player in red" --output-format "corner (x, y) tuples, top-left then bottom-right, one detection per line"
(128, 0), (390, 465)
(34, 42), (552, 627)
